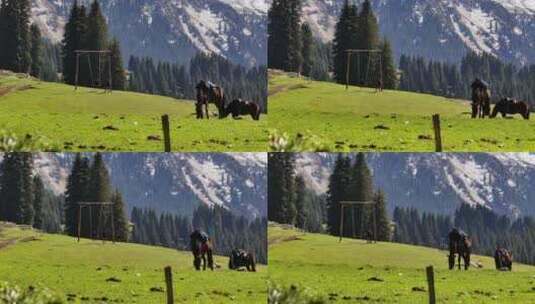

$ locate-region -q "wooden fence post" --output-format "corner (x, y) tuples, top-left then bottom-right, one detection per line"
(161, 115), (171, 152)
(164, 266), (174, 304)
(432, 114), (442, 152)
(426, 265), (436, 304)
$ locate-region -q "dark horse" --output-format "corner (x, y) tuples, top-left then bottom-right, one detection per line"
(195, 80), (226, 119)
(223, 99), (261, 121)
(228, 249), (256, 272)
(471, 79), (491, 118)
(190, 230), (214, 271)
(448, 228), (472, 270)
(491, 98), (530, 120)
(494, 247), (513, 271)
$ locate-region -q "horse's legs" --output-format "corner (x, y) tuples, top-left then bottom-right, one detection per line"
(205, 103), (210, 120)
(464, 253), (470, 270)
(458, 253), (461, 270)
(207, 250), (214, 271)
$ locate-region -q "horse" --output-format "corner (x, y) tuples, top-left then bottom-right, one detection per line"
(195, 80), (226, 119)
(494, 247), (513, 271)
(491, 98), (530, 120)
(228, 249), (256, 272)
(448, 228), (472, 270)
(190, 230), (214, 271)
(471, 79), (491, 118)
(223, 99), (261, 121)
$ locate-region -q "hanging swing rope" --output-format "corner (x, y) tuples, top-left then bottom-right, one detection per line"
(74, 50), (113, 93)
(345, 49), (383, 91)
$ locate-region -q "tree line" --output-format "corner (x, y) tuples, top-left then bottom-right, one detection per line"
(131, 205), (268, 264)
(0, 153), (62, 232)
(394, 204), (535, 265)
(0, 0), (42, 77)
(268, 0), (397, 88)
(399, 52), (535, 106)
(128, 53), (268, 111)
(268, 153), (326, 233)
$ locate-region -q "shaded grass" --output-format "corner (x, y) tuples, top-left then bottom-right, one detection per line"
(269, 73), (535, 152)
(0, 225), (266, 303)
(269, 224), (535, 303)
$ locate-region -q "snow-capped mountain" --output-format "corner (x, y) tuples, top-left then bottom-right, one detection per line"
(31, 0), (267, 66)
(302, 0), (535, 65)
(32, 153), (267, 219)
(296, 153), (535, 218)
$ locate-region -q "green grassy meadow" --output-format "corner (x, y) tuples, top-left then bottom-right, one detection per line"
(269, 224), (535, 303)
(0, 224), (266, 303)
(0, 72), (268, 152)
(269, 71), (535, 152)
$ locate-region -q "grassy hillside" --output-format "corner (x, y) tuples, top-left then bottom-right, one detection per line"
(269, 71), (535, 152)
(0, 224), (266, 303)
(269, 224), (535, 303)
(0, 72), (268, 152)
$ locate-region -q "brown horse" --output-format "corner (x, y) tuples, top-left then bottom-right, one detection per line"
(223, 99), (261, 121)
(448, 228), (472, 270)
(195, 80), (226, 119)
(471, 79), (491, 118)
(190, 230), (214, 271)
(491, 98), (530, 120)
(228, 249), (256, 272)
(472, 88), (491, 118)
(494, 247), (513, 271)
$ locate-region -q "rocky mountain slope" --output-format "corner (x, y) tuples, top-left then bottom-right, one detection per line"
(302, 0), (535, 65)
(296, 153), (535, 217)
(33, 153), (267, 218)
(31, 0), (267, 66)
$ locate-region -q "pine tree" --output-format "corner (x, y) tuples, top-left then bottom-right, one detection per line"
(373, 190), (390, 241)
(62, 1), (84, 85)
(268, 0), (302, 72)
(0, 0), (32, 73)
(83, 0), (108, 87)
(379, 37), (397, 89)
(300, 23), (313, 77)
(109, 38), (125, 90)
(326, 154), (352, 236)
(64, 154), (91, 236)
(32, 175), (45, 229)
(111, 189), (128, 242)
(268, 153), (296, 225)
(356, 0), (380, 86)
(0, 153), (33, 224)
(268, 0), (290, 70)
(294, 175), (307, 229)
(351, 152), (374, 238)
(332, 0), (359, 84)
(30, 24), (42, 77)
